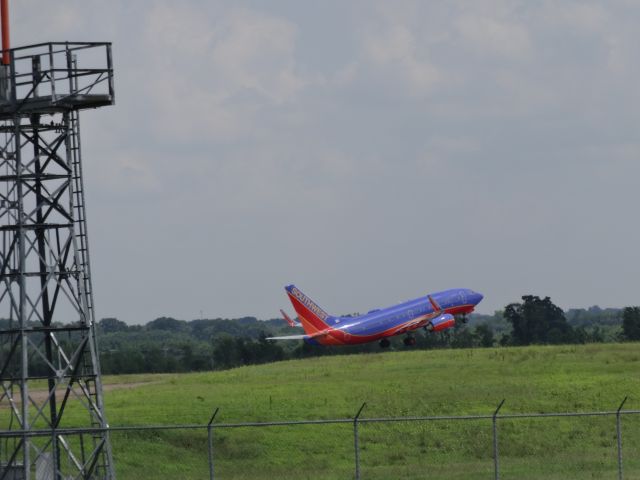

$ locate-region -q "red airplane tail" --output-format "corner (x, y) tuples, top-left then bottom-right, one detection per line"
(285, 285), (334, 336)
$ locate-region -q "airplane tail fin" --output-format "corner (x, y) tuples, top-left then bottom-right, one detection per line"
(285, 285), (337, 335)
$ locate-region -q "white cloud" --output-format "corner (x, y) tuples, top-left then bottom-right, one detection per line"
(539, 2), (636, 78)
(455, 14), (532, 59)
(211, 8), (304, 103)
(141, 5), (305, 142)
(363, 24), (441, 95)
(542, 2), (609, 32)
(89, 149), (162, 196)
(12, 1), (83, 42)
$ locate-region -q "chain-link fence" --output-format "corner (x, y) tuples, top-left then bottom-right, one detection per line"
(3, 403), (640, 479)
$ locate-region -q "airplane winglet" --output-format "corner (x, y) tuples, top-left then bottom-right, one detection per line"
(428, 295), (441, 312)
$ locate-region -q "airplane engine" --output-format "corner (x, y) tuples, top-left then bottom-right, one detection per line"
(427, 313), (455, 332)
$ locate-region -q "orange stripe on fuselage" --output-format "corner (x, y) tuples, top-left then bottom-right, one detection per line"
(322, 304), (477, 345)
(446, 304), (475, 316)
(315, 333), (345, 346)
(289, 297), (476, 346)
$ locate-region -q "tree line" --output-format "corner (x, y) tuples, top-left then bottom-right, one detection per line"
(89, 297), (640, 375)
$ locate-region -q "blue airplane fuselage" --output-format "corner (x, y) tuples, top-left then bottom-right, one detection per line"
(277, 285), (484, 346)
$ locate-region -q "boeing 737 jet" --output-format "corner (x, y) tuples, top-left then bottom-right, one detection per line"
(268, 285), (484, 348)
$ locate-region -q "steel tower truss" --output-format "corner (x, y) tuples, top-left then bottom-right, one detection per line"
(0, 42), (114, 479)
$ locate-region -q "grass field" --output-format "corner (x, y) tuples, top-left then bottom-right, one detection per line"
(27, 343), (640, 478)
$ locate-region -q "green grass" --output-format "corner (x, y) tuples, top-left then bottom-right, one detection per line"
(12, 343), (640, 478)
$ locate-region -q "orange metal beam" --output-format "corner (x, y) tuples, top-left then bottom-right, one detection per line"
(1, 0), (9, 65)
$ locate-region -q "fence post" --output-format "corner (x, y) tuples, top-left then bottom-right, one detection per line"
(208, 408), (220, 480)
(616, 397), (628, 480)
(493, 399), (505, 480)
(353, 402), (366, 480)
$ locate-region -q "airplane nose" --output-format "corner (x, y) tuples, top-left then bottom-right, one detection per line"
(473, 291), (484, 304)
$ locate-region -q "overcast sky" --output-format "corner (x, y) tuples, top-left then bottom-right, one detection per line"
(11, 1), (640, 322)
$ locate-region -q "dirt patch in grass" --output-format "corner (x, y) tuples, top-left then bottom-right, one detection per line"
(1, 381), (156, 406)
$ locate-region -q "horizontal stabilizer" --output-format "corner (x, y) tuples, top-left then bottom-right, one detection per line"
(280, 309), (301, 327)
(267, 329), (330, 341)
(266, 334), (308, 341)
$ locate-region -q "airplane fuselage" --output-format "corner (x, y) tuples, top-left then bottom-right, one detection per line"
(302, 288), (483, 346)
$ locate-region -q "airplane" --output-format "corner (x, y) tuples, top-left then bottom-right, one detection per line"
(268, 285), (484, 348)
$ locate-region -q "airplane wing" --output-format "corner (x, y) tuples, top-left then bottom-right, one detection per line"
(385, 315), (432, 336)
(385, 308), (445, 337)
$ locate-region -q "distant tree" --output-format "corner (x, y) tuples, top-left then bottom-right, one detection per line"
(105, 349), (145, 374)
(450, 325), (475, 348)
(147, 317), (188, 332)
(590, 326), (605, 343)
(473, 324), (495, 347)
(180, 343), (194, 370)
(98, 317), (128, 334)
(571, 327), (588, 344)
(189, 319), (218, 339)
(255, 332), (286, 363)
(622, 307), (640, 340)
(565, 306), (622, 328)
(504, 296), (573, 345)
(212, 336), (242, 369)
(416, 329), (451, 349)
(143, 346), (168, 372)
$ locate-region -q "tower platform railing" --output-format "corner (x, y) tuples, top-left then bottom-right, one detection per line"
(0, 41), (114, 118)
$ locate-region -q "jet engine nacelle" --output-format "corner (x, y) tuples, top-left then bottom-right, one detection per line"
(427, 313), (455, 332)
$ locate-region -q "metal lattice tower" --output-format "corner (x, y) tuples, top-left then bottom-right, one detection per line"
(0, 42), (115, 479)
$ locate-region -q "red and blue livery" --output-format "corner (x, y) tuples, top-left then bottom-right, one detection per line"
(268, 285), (484, 348)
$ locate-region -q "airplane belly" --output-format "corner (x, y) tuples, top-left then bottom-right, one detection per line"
(447, 304), (474, 315)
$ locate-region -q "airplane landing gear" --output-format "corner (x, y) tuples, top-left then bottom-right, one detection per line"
(379, 338), (390, 348)
(403, 336), (416, 347)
